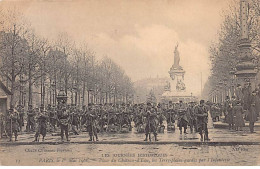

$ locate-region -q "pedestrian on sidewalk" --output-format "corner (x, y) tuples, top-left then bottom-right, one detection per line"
(224, 96), (234, 130)
(248, 102), (258, 133)
(233, 100), (245, 131)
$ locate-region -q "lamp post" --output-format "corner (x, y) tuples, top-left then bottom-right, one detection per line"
(235, 0), (258, 87)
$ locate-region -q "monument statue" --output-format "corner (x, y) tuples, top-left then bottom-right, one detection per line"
(173, 44), (182, 70)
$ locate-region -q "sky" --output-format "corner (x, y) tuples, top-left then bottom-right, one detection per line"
(0, 0), (231, 96)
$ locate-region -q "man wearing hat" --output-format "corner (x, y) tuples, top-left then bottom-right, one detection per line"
(176, 100), (188, 134)
(34, 109), (48, 142)
(26, 104), (36, 132)
(143, 102), (158, 141)
(248, 101), (258, 133)
(6, 106), (19, 141)
(48, 105), (57, 132)
(57, 106), (70, 142)
(233, 100), (245, 131)
(195, 100), (209, 141)
(17, 105), (24, 132)
(86, 103), (99, 141)
(223, 96), (234, 129)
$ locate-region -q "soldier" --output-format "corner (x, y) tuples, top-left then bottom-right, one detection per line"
(176, 100), (188, 134)
(26, 105), (36, 132)
(17, 105), (24, 132)
(57, 106), (70, 142)
(34, 109), (48, 142)
(48, 105), (57, 132)
(156, 104), (165, 133)
(70, 105), (79, 135)
(187, 102), (197, 133)
(195, 100), (209, 141)
(120, 105), (131, 131)
(143, 102), (158, 141)
(86, 104), (99, 141)
(166, 101), (176, 131)
(6, 107), (19, 141)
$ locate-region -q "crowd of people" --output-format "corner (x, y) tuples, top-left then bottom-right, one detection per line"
(1, 82), (259, 143)
(209, 82), (260, 133)
(1, 99), (210, 142)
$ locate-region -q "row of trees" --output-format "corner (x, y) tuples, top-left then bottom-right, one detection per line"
(0, 9), (134, 108)
(203, 0), (260, 102)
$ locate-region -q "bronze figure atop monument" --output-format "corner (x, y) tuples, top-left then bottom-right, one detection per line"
(173, 44), (182, 70)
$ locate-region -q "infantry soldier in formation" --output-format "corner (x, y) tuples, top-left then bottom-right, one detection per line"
(187, 102), (197, 133)
(34, 108), (48, 142)
(6, 107), (19, 141)
(143, 102), (158, 141)
(57, 103), (70, 142)
(48, 104), (57, 132)
(26, 105), (36, 132)
(70, 105), (79, 135)
(165, 101), (176, 131)
(176, 100), (188, 134)
(85, 103), (99, 141)
(195, 100), (209, 141)
(17, 105), (24, 132)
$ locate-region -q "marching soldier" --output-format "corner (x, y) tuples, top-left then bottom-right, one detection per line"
(70, 105), (79, 135)
(48, 105), (57, 132)
(166, 102), (176, 131)
(187, 102), (197, 133)
(143, 102), (158, 141)
(57, 106), (70, 142)
(195, 100), (209, 141)
(6, 107), (19, 141)
(17, 105), (24, 132)
(86, 104), (99, 141)
(34, 109), (48, 142)
(26, 105), (36, 132)
(176, 100), (188, 134)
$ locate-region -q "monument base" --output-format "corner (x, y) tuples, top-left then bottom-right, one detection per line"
(161, 90), (197, 103)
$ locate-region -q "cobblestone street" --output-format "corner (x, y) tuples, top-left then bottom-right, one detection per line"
(0, 123), (260, 165)
(1, 142), (260, 165)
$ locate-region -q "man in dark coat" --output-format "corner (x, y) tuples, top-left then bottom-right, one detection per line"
(195, 100), (209, 141)
(26, 105), (36, 132)
(224, 96), (234, 130)
(86, 104), (99, 141)
(176, 100), (188, 134)
(34, 109), (48, 142)
(48, 105), (57, 132)
(248, 102), (258, 133)
(6, 107), (19, 141)
(17, 105), (24, 132)
(57, 106), (70, 142)
(143, 102), (158, 141)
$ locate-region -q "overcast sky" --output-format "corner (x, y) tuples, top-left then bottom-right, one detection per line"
(0, 0), (230, 96)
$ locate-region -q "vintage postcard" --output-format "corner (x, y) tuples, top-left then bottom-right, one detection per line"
(0, 0), (260, 166)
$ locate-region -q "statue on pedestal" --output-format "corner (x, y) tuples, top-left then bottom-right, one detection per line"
(172, 44), (182, 70)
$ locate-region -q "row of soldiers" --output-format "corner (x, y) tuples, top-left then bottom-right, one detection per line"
(1, 99), (209, 142)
